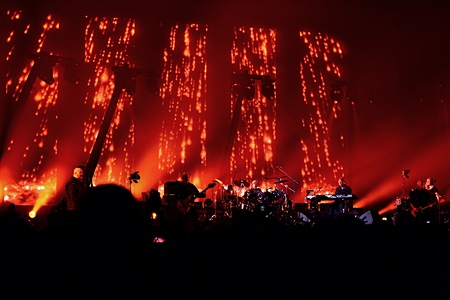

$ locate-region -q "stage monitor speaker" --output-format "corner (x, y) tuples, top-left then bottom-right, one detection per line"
(164, 181), (179, 195)
(298, 212), (311, 223)
(359, 210), (379, 225)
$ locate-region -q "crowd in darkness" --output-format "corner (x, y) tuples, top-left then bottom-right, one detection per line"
(1, 183), (450, 299)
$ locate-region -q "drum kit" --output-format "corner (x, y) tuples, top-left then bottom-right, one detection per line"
(208, 176), (296, 224)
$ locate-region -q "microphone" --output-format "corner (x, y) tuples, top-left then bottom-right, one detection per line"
(402, 169), (410, 178)
(276, 166), (282, 169)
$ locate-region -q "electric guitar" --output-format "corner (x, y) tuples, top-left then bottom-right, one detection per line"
(176, 182), (216, 214)
(411, 202), (437, 217)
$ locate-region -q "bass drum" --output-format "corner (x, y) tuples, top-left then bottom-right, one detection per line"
(273, 188), (283, 199)
(271, 188), (284, 204)
(261, 190), (274, 202)
(253, 201), (273, 217)
(244, 188), (263, 205)
(261, 188), (283, 203)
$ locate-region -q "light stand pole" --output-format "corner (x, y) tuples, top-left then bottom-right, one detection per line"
(0, 51), (79, 208)
(84, 65), (152, 187)
(1, 51), (78, 162)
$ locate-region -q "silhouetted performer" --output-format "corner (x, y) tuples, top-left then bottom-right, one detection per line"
(173, 173), (206, 237)
(64, 166), (87, 212)
(423, 177), (440, 224)
(332, 177), (353, 215)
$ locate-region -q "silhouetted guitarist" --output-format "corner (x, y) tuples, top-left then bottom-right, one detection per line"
(171, 173), (215, 235)
(176, 173), (216, 214)
(409, 178), (439, 224)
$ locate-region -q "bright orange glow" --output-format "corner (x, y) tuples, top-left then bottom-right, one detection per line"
(158, 23), (208, 174)
(3, 12), (60, 206)
(299, 31), (346, 195)
(230, 27), (277, 181)
(83, 16), (136, 185)
(0, 11), (432, 217)
(28, 211), (36, 218)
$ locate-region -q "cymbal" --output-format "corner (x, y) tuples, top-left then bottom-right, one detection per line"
(274, 180), (289, 184)
(233, 179), (250, 187)
(214, 178), (224, 185)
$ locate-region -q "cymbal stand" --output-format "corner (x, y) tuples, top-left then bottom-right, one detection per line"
(235, 184), (244, 211)
(277, 186), (297, 225)
(224, 184), (236, 219)
(401, 174), (406, 199)
(400, 169), (410, 199)
(209, 187), (219, 223)
(276, 166), (299, 204)
(209, 185), (231, 223)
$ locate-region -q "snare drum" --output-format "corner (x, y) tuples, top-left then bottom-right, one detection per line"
(234, 196), (253, 211)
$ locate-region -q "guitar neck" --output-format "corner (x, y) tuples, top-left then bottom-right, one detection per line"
(182, 183), (215, 200)
(200, 182), (215, 195)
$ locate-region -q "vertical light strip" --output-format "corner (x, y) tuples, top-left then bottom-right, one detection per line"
(3, 11), (59, 205)
(83, 16), (136, 186)
(299, 31), (345, 193)
(230, 27), (277, 180)
(158, 23), (208, 176)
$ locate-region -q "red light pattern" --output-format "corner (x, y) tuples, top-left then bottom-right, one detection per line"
(299, 31), (346, 194)
(83, 16), (136, 185)
(230, 27), (277, 180)
(158, 23), (208, 175)
(3, 11), (60, 207)
(0, 14), (389, 213)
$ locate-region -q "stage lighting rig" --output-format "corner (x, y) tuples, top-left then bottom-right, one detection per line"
(330, 80), (370, 105)
(129, 171), (140, 183)
(261, 75), (275, 100)
(128, 171), (140, 191)
(330, 83), (344, 104)
(29, 51), (80, 85)
(231, 70), (255, 100)
(112, 65), (157, 96)
(231, 70), (275, 100)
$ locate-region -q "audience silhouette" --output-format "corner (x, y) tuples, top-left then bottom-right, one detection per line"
(1, 185), (450, 299)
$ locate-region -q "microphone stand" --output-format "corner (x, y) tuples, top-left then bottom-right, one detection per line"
(401, 169), (409, 199)
(276, 166), (299, 204)
(401, 174), (406, 199)
(209, 185), (218, 223)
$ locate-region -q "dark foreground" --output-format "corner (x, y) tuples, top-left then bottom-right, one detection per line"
(2, 213), (450, 300)
(1, 184), (450, 300)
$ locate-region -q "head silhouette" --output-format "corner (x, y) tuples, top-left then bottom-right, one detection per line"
(78, 184), (142, 248)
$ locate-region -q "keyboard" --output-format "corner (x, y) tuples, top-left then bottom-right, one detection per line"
(306, 194), (357, 201)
